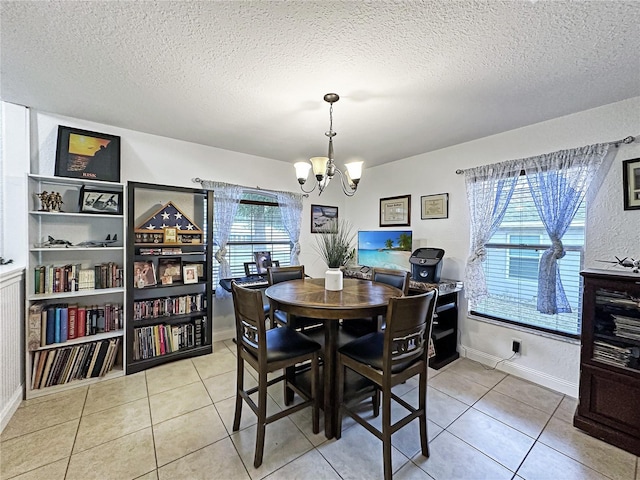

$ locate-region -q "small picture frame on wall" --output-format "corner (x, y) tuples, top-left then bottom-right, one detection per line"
(163, 227), (178, 243)
(54, 126), (121, 183)
(623, 157), (640, 210)
(311, 204), (339, 233)
(421, 193), (449, 220)
(379, 195), (411, 227)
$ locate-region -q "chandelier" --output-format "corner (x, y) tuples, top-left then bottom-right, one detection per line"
(294, 93), (363, 196)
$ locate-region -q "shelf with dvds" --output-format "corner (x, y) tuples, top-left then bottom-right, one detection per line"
(126, 182), (213, 374)
(25, 174), (126, 399)
(574, 269), (640, 456)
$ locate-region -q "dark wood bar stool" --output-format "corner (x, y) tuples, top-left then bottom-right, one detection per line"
(341, 267), (410, 337)
(231, 282), (321, 468)
(336, 290), (438, 480)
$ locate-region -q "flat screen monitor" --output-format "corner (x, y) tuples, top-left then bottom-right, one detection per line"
(357, 230), (412, 272)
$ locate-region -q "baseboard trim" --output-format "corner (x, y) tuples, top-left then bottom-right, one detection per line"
(462, 346), (578, 397)
(213, 328), (236, 343)
(1, 384), (23, 433)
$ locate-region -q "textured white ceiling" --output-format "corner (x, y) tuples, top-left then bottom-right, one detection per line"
(1, 1), (639, 168)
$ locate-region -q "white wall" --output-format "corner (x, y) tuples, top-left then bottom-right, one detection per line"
(344, 96), (640, 396)
(27, 110), (347, 338)
(7, 98), (639, 397)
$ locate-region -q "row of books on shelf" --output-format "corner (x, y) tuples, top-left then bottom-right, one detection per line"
(28, 302), (123, 350)
(31, 337), (120, 390)
(133, 293), (206, 320)
(593, 340), (640, 368)
(33, 263), (123, 294)
(613, 314), (640, 341)
(132, 318), (206, 361)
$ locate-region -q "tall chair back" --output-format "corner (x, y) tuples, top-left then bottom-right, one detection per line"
(383, 291), (436, 374)
(267, 265), (305, 285)
(232, 281), (268, 364)
(371, 267), (410, 296)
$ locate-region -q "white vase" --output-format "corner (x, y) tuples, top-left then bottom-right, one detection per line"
(325, 267), (343, 291)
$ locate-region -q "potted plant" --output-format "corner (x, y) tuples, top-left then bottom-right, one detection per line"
(314, 219), (356, 290)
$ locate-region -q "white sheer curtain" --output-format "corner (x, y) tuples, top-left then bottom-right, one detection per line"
(201, 180), (243, 297)
(524, 143), (610, 314)
(463, 160), (520, 305)
(275, 190), (304, 265)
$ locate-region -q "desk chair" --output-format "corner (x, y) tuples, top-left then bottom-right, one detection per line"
(341, 267), (410, 337)
(231, 282), (320, 468)
(336, 290), (438, 480)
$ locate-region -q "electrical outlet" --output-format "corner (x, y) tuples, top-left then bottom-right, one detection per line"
(512, 339), (522, 354)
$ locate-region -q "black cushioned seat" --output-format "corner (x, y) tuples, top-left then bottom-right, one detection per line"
(261, 326), (321, 363)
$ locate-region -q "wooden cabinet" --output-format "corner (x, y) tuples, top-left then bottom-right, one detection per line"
(574, 269), (640, 456)
(126, 182), (213, 374)
(25, 175), (125, 399)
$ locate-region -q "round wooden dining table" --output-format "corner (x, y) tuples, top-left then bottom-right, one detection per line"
(265, 277), (403, 438)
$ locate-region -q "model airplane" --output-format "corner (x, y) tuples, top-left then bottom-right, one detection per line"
(75, 234), (119, 247)
(597, 256), (640, 273)
(36, 234), (119, 248)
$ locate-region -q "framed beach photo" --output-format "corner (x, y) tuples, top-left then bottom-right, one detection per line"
(421, 193), (449, 220)
(311, 204), (339, 233)
(54, 126), (121, 183)
(79, 187), (122, 214)
(623, 157), (640, 210)
(379, 195), (411, 227)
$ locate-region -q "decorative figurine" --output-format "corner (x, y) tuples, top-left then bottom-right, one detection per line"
(36, 191), (64, 212)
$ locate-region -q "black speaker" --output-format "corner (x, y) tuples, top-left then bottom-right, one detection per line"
(409, 248), (445, 283)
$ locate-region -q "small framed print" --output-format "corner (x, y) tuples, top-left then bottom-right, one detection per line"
(623, 157), (640, 210)
(421, 193), (449, 220)
(163, 227), (178, 243)
(379, 195), (411, 227)
(183, 265), (198, 284)
(79, 187), (122, 214)
(311, 204), (338, 233)
(157, 257), (182, 283)
(184, 262), (205, 281)
(54, 125), (121, 182)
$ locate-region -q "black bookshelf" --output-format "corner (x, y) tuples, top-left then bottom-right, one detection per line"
(126, 182), (213, 374)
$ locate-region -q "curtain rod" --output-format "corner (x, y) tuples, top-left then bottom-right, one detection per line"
(191, 177), (309, 198)
(455, 135), (637, 174)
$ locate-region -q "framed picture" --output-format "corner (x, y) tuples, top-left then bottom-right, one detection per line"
(184, 262), (205, 281)
(379, 195), (411, 227)
(311, 204), (339, 233)
(254, 251), (273, 274)
(79, 187), (122, 214)
(421, 193), (449, 220)
(623, 157), (640, 210)
(183, 265), (198, 284)
(163, 227), (178, 243)
(133, 260), (156, 288)
(157, 257), (183, 283)
(54, 126), (121, 183)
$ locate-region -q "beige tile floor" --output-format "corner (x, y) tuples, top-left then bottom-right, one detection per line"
(2, 340), (639, 480)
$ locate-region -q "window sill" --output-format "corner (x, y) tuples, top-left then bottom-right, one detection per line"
(467, 312), (580, 345)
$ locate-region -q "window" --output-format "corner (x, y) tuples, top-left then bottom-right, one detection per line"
(471, 175), (584, 337)
(213, 191), (291, 285)
(507, 234), (540, 281)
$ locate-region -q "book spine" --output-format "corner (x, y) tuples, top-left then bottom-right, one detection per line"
(54, 307), (62, 344)
(77, 307), (86, 338)
(59, 305), (68, 343)
(27, 303), (43, 351)
(68, 305), (77, 339)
